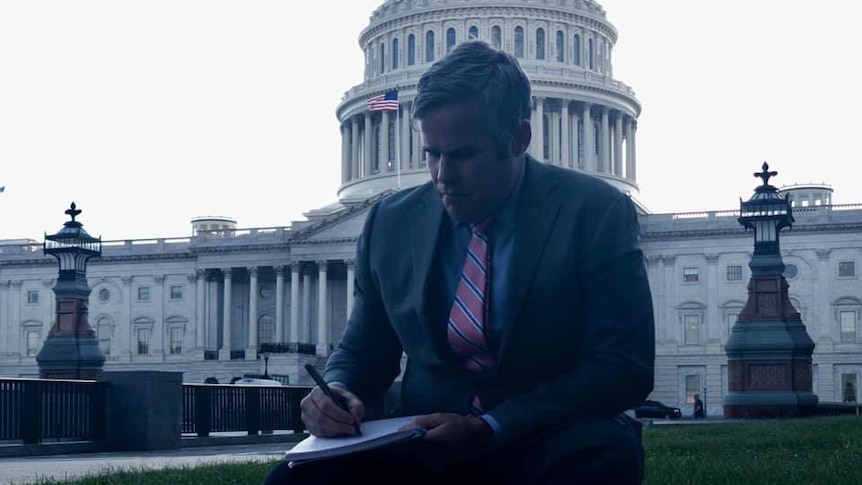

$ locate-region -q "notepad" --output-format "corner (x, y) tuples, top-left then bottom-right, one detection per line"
(285, 416), (425, 466)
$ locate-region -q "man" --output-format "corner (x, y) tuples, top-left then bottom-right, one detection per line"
(264, 40), (654, 484)
(693, 393), (705, 419)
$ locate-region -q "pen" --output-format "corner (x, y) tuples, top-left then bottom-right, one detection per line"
(304, 363), (362, 435)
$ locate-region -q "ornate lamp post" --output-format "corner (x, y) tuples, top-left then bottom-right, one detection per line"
(723, 163), (818, 418)
(36, 203), (106, 380)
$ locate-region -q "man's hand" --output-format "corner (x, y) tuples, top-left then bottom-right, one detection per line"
(409, 413), (493, 444)
(300, 385), (365, 437)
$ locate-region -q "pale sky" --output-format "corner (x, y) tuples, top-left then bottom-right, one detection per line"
(1, 1), (860, 241)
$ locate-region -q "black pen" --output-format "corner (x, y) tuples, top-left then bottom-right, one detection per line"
(304, 363), (362, 435)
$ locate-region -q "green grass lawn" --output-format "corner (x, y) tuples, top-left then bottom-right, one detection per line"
(25, 416), (862, 485)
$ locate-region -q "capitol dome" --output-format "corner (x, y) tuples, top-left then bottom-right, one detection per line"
(335, 0), (641, 203)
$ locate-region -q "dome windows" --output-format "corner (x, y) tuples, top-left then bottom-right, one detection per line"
(408, 34), (416, 66)
(556, 30), (564, 62)
(573, 34), (581, 66)
(446, 28), (456, 54)
(426, 30), (435, 62)
(491, 25), (502, 49)
(536, 28), (545, 60)
(392, 38), (400, 70)
(514, 26), (524, 58)
(468, 26), (479, 40)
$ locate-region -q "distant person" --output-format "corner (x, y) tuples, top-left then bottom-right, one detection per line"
(204, 376), (219, 384)
(264, 40), (655, 484)
(693, 393), (705, 419)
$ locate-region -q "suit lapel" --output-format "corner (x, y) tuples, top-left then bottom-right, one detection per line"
(410, 187), (445, 339)
(497, 158), (562, 362)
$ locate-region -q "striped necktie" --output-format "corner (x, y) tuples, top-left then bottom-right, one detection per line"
(447, 219), (494, 415)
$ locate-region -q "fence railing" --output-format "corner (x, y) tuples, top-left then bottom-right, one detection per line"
(0, 378), (105, 445)
(182, 384), (312, 437)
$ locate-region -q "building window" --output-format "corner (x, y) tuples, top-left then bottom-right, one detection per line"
(259, 315), (275, 345)
(136, 328), (150, 355)
(170, 286), (183, 300)
(26, 330), (40, 357)
(379, 42), (386, 73)
(784, 263), (799, 279)
(446, 28), (456, 54)
(536, 28), (545, 60)
(425, 30), (435, 62)
(259, 284), (273, 299)
(392, 38), (399, 70)
(407, 34), (416, 66)
(684, 314), (700, 345)
(684, 374), (701, 405)
(468, 26), (479, 40)
(26, 290), (39, 304)
(98, 323), (111, 356)
(573, 34), (581, 66)
(491, 26), (502, 49)
(170, 328), (183, 355)
(588, 38), (594, 69)
(555, 30), (564, 62)
(842, 374), (858, 403)
(683, 267), (700, 283)
(137, 287), (150, 301)
(839, 261), (856, 278)
(514, 26), (524, 58)
(726, 265), (743, 282)
(726, 312), (739, 338)
(840, 310), (857, 343)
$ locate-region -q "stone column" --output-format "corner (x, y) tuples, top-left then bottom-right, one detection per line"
(662, 256), (677, 343)
(154, 275), (165, 356)
(381, 110), (390, 172)
(341, 122), (350, 183)
(625, 118), (634, 180)
(317, 261), (329, 356)
(364, 112), (373, 177)
(600, 107), (610, 173)
(630, 121), (637, 181)
(530, 101), (539, 159)
(816, 249), (831, 343)
(535, 98), (545, 161)
(206, 273), (219, 353)
(582, 103), (595, 171)
(275, 266), (285, 343)
(351, 117), (360, 180)
(247, 267), (258, 358)
(560, 101), (570, 167)
(572, 112), (580, 168)
(121, 276), (133, 360)
(1, 282), (10, 357)
(706, 254), (720, 343)
(412, 114), (422, 167)
(290, 264), (300, 343)
(400, 103), (410, 172)
(302, 271), (312, 343)
(195, 270), (206, 353)
(550, 110), (560, 164)
(9, 281), (21, 359)
(346, 259), (356, 319)
(613, 112), (624, 177)
(219, 268), (232, 360)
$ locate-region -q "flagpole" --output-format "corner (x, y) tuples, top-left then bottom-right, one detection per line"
(396, 94), (402, 189)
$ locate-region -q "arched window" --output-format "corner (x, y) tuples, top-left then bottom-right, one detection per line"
(573, 34), (581, 66)
(588, 38), (594, 70)
(514, 26), (524, 58)
(468, 26), (479, 40)
(491, 25), (502, 49)
(556, 30), (564, 62)
(407, 34), (416, 66)
(380, 42), (386, 73)
(536, 28), (545, 60)
(426, 30), (435, 62)
(446, 28), (456, 54)
(392, 38), (400, 70)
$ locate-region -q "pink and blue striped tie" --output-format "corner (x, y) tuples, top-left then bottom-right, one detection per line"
(447, 220), (494, 416)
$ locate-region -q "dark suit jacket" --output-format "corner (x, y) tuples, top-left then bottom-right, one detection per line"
(325, 156), (655, 444)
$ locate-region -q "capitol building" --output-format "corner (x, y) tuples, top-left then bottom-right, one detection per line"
(1, 0), (860, 416)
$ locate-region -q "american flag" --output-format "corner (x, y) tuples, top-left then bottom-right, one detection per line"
(367, 90), (399, 111)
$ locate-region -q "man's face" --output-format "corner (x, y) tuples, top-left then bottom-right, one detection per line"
(419, 99), (526, 223)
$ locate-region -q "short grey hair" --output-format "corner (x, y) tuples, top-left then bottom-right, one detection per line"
(412, 40), (531, 158)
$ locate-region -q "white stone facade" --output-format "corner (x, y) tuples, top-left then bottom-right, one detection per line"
(1, 1), (859, 416)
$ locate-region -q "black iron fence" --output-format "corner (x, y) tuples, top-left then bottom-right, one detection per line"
(260, 342), (317, 355)
(0, 378), (105, 445)
(182, 384), (312, 437)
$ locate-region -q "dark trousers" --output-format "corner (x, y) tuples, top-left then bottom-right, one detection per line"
(263, 417), (643, 485)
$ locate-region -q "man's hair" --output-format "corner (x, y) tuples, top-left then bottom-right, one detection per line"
(412, 40), (531, 158)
